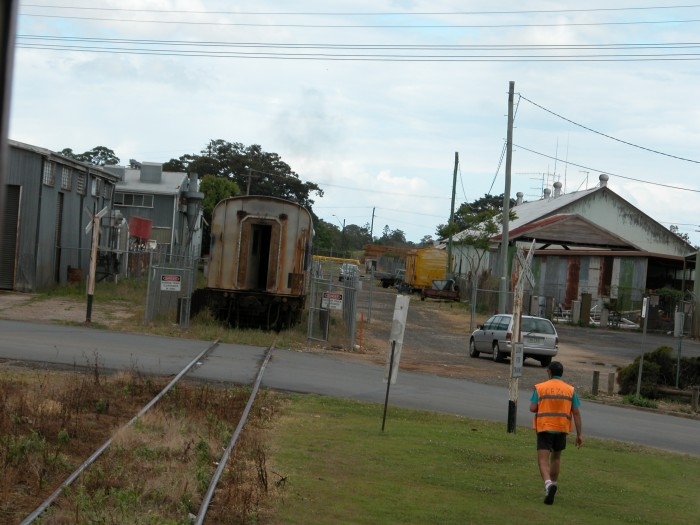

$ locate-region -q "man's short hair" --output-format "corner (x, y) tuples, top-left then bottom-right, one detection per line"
(548, 361), (564, 377)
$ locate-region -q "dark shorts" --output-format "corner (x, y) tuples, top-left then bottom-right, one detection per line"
(537, 432), (567, 452)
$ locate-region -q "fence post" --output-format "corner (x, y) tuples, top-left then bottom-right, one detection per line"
(592, 371), (600, 395)
(692, 387), (699, 412)
(607, 372), (616, 395)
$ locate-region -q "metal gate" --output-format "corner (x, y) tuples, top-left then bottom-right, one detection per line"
(144, 252), (198, 329)
(307, 273), (359, 350)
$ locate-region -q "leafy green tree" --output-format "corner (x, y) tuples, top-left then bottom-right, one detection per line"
(670, 225), (691, 244)
(164, 139), (323, 209)
(436, 193), (515, 238)
(60, 146), (119, 166)
(376, 226), (408, 247)
(198, 175), (240, 253)
(419, 235), (435, 247)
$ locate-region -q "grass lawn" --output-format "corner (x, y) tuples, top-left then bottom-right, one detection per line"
(267, 395), (700, 525)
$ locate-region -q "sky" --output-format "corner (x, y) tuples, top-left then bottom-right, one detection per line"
(8, 1), (700, 246)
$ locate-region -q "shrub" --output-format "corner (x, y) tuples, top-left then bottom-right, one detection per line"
(617, 346), (700, 398)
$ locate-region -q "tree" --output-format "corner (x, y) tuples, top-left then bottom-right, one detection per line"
(376, 225), (408, 246)
(436, 193), (515, 239)
(419, 235), (434, 247)
(198, 175), (240, 254)
(60, 146), (119, 166)
(669, 225), (691, 244)
(444, 194), (516, 293)
(163, 139), (323, 209)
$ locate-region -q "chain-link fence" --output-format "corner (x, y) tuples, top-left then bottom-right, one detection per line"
(144, 252), (199, 329)
(307, 257), (361, 350)
(459, 275), (696, 334)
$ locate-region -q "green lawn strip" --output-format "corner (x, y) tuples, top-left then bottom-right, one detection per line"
(268, 394), (700, 525)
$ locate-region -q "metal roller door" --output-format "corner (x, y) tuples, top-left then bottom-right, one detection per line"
(0, 184), (20, 289)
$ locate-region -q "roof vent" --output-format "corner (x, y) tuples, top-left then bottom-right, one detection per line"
(543, 188), (552, 199)
(553, 181), (562, 197)
(599, 173), (609, 187)
(140, 162), (163, 184)
(516, 191), (524, 206)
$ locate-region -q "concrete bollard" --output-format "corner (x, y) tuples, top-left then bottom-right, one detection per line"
(608, 372), (616, 395)
(592, 371), (600, 396)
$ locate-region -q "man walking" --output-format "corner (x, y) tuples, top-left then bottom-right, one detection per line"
(529, 361), (583, 505)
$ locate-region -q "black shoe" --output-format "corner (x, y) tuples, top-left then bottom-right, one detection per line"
(544, 484), (558, 505)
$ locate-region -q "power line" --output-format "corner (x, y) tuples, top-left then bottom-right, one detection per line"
(20, 4), (700, 16)
(519, 95), (700, 164)
(514, 143), (700, 193)
(19, 12), (700, 30)
(20, 42), (700, 61)
(21, 35), (700, 51)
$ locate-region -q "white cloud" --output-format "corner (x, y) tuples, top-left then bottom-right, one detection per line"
(9, 1), (700, 245)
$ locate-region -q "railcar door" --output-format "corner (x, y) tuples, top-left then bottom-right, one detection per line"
(244, 222), (271, 290)
(238, 217), (282, 292)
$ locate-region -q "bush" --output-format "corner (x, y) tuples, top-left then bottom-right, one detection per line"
(617, 346), (700, 398)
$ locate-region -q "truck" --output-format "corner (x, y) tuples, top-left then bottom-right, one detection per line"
(421, 279), (460, 301)
(404, 247), (449, 293)
(375, 268), (405, 288)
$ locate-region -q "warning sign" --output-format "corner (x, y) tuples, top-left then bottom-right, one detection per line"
(160, 274), (182, 292)
(321, 291), (343, 310)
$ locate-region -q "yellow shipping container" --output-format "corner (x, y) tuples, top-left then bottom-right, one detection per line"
(405, 248), (447, 290)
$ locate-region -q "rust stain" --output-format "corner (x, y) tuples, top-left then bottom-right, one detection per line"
(565, 257), (580, 306)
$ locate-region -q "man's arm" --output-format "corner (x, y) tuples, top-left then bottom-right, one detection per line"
(572, 406), (583, 448)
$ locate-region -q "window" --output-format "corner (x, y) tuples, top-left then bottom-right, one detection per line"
(42, 161), (55, 186)
(114, 192), (154, 208)
(103, 183), (113, 200)
(61, 166), (72, 190)
(76, 173), (87, 195)
(91, 177), (102, 197)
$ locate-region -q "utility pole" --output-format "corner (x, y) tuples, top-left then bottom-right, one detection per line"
(370, 207), (375, 242)
(446, 152), (458, 276)
(498, 81), (514, 313)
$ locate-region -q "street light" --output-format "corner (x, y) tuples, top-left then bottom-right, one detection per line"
(332, 214), (346, 254)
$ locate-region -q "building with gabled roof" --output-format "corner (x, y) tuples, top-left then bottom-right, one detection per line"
(104, 161), (203, 261)
(1, 140), (119, 291)
(449, 174), (696, 327)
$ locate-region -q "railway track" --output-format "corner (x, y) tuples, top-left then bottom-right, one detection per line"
(19, 339), (275, 524)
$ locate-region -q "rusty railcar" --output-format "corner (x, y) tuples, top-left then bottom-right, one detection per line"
(192, 196), (313, 330)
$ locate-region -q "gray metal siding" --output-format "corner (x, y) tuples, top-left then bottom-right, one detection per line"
(0, 185), (20, 289)
(7, 147), (41, 291)
(5, 143), (116, 291)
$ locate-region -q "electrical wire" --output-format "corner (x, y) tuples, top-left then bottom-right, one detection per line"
(18, 11), (700, 30)
(514, 143), (700, 193)
(519, 95), (700, 164)
(19, 4), (700, 16)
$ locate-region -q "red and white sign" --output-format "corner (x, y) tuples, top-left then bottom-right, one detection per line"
(160, 275), (182, 292)
(321, 291), (343, 310)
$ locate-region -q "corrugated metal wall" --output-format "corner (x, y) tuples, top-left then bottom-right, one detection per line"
(3, 144), (115, 291)
(6, 147), (41, 291)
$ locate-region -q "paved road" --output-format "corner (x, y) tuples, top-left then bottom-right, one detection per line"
(0, 319), (698, 456)
(555, 323), (700, 366)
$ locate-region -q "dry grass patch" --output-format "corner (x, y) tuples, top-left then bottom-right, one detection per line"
(0, 364), (283, 524)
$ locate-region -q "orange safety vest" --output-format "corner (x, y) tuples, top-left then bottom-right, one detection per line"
(533, 379), (574, 433)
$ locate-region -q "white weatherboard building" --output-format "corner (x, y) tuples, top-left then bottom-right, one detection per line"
(449, 175), (696, 332)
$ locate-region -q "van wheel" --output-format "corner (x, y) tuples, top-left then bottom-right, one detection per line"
(539, 356), (552, 367)
(492, 342), (503, 362)
(469, 339), (479, 358)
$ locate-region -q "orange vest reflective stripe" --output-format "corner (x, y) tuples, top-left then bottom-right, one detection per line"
(533, 379), (574, 433)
